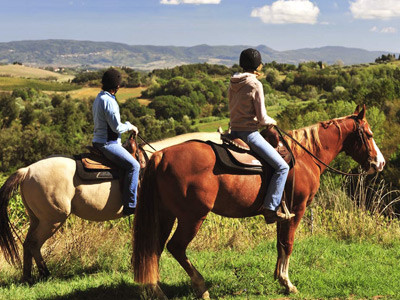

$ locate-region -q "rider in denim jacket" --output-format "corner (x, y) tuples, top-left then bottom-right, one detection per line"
(92, 68), (139, 216)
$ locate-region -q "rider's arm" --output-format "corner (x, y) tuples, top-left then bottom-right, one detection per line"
(253, 81), (277, 126)
(103, 95), (134, 134)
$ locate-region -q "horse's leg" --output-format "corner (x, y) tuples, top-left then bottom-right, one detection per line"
(275, 206), (306, 294)
(166, 216), (209, 299)
(158, 208), (176, 258)
(22, 216), (39, 283)
(25, 219), (66, 279)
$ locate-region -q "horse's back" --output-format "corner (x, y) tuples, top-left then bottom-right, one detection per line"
(143, 132), (221, 155)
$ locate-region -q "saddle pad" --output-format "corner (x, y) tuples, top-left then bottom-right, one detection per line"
(74, 154), (120, 181)
(208, 142), (264, 174)
(75, 159), (120, 181)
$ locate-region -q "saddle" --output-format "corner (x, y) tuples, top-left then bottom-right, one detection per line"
(75, 146), (121, 181)
(210, 126), (294, 174)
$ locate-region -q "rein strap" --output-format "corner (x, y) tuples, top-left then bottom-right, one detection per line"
(274, 125), (365, 177)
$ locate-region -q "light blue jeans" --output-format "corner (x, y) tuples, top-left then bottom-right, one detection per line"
(94, 142), (140, 210)
(231, 130), (289, 211)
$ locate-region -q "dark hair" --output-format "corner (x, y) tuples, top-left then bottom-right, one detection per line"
(102, 68), (122, 91)
(239, 48), (262, 71)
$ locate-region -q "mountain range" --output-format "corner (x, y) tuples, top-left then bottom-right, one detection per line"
(0, 39), (397, 70)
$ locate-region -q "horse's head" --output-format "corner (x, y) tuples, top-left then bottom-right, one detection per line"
(342, 105), (385, 174)
(124, 133), (148, 169)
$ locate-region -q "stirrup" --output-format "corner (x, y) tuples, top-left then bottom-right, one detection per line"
(278, 200), (295, 220)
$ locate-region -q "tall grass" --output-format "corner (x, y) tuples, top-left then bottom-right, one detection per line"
(0, 173), (399, 298)
(309, 174), (400, 244)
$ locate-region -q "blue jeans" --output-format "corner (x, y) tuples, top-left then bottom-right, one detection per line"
(231, 130), (289, 211)
(94, 142), (140, 210)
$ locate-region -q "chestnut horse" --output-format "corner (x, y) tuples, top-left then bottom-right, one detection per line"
(133, 105), (385, 299)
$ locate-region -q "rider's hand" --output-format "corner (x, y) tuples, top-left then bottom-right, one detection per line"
(128, 123), (139, 134)
(131, 125), (139, 134)
(264, 116), (277, 126)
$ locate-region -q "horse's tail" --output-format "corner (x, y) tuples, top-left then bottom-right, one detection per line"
(0, 168), (28, 266)
(133, 152), (163, 284)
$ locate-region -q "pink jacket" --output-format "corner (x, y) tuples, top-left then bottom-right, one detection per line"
(228, 73), (275, 131)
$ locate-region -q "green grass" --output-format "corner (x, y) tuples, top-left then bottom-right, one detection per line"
(193, 117), (230, 132)
(1, 235), (399, 299)
(0, 77), (79, 92)
(0, 65), (74, 82)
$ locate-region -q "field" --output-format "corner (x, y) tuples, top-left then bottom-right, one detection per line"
(0, 175), (399, 299)
(0, 64), (74, 82)
(0, 76), (78, 92)
(0, 216), (399, 300)
(64, 87), (149, 103)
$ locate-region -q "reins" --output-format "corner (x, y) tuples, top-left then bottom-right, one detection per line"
(137, 133), (157, 152)
(274, 123), (366, 215)
(274, 125), (366, 177)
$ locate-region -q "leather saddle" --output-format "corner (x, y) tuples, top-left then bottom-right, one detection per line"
(210, 126), (294, 174)
(75, 146), (121, 181)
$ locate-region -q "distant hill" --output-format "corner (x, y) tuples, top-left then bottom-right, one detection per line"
(0, 39), (397, 70)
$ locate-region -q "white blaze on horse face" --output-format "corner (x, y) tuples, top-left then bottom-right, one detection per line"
(371, 139), (385, 172)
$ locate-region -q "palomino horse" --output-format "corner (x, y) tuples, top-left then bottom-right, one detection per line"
(133, 105), (385, 299)
(0, 131), (221, 283)
(0, 135), (147, 282)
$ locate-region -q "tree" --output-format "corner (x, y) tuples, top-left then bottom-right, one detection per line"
(20, 104), (35, 127)
(0, 94), (19, 128)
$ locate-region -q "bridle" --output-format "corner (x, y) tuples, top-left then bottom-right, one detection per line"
(353, 119), (375, 170)
(275, 117), (374, 177)
(274, 118), (375, 215)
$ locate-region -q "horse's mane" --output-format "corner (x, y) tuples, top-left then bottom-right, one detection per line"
(285, 116), (349, 156)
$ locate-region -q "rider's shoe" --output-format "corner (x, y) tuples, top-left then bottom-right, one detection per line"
(123, 207), (135, 216)
(261, 207), (295, 224)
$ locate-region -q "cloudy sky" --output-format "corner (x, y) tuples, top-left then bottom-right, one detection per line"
(1, 0), (400, 52)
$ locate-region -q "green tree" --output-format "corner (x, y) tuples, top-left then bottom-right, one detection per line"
(0, 94), (20, 128)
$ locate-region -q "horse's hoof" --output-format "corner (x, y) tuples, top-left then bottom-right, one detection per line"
(200, 291), (210, 299)
(143, 284), (168, 300)
(21, 276), (34, 286)
(285, 285), (298, 294)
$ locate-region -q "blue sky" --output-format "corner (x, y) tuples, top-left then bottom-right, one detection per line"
(1, 0), (400, 52)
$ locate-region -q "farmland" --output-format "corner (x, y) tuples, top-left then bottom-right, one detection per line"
(0, 64), (74, 82)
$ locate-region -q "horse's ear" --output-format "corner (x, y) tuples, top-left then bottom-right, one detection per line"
(356, 104), (366, 120)
(354, 105), (360, 115)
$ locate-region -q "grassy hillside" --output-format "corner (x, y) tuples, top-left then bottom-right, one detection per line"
(64, 86), (149, 103)
(0, 76), (78, 91)
(0, 64), (74, 82)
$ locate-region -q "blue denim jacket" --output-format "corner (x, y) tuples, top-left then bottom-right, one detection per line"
(92, 91), (133, 144)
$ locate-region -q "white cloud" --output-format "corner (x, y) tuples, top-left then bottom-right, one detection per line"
(251, 0), (320, 24)
(160, 0), (220, 4)
(350, 0), (400, 19)
(371, 26), (397, 34)
(381, 27), (397, 33)
(370, 26), (378, 32)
